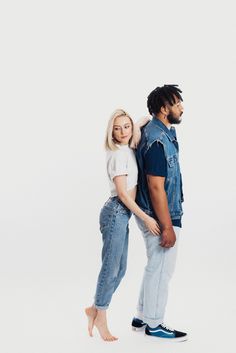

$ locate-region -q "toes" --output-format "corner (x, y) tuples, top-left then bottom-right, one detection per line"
(105, 335), (118, 341)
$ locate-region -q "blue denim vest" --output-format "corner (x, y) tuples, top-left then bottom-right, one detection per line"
(136, 118), (184, 220)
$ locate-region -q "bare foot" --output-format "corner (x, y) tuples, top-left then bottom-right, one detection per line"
(85, 306), (97, 337)
(94, 311), (118, 342)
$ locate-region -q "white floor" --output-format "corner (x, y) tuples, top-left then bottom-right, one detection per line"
(1, 261), (235, 353)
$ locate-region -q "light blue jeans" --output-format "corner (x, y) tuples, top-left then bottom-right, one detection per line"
(135, 216), (180, 328)
(94, 197), (131, 310)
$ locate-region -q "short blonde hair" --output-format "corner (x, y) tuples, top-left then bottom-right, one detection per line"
(105, 109), (134, 151)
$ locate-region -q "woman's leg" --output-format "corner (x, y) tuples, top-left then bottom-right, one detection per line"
(85, 306), (118, 341)
(94, 211), (129, 310)
(86, 202), (130, 340)
(90, 224), (129, 341)
(94, 309), (118, 341)
(113, 223), (129, 292)
(85, 306), (97, 337)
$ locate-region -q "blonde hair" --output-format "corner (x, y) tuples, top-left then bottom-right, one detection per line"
(105, 109), (134, 151)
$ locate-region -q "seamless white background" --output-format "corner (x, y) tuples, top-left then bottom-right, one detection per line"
(0, 1), (235, 352)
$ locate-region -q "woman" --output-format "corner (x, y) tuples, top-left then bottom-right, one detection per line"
(85, 109), (160, 341)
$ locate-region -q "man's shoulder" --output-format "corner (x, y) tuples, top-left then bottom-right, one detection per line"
(142, 122), (166, 145)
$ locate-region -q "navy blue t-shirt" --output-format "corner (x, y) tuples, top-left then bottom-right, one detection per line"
(144, 142), (182, 228)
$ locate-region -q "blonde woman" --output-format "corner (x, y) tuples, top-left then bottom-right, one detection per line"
(85, 109), (160, 341)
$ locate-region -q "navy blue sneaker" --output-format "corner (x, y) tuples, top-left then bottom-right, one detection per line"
(131, 317), (147, 331)
(145, 323), (188, 342)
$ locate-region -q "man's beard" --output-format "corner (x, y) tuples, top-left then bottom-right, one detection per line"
(167, 113), (182, 125)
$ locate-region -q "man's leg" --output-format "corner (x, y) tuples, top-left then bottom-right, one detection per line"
(135, 216), (180, 327)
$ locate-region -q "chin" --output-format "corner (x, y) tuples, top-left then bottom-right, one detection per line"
(174, 117), (182, 125)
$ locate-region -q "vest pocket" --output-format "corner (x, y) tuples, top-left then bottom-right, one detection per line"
(167, 154), (178, 167)
(167, 154), (178, 177)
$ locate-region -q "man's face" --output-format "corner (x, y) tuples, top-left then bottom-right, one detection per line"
(166, 96), (184, 125)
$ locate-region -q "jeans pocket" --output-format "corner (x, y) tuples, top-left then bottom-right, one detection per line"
(99, 207), (114, 233)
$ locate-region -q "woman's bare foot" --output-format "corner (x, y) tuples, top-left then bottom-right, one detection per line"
(85, 306), (97, 337)
(94, 310), (118, 342)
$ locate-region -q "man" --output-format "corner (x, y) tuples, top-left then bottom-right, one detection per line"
(131, 84), (188, 342)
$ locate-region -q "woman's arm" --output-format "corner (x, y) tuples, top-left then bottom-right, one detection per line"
(130, 116), (151, 149)
(113, 175), (160, 235)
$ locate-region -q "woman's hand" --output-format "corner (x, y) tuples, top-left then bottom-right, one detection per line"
(144, 216), (161, 236)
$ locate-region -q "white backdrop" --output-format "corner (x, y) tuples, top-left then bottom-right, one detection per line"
(0, 1), (235, 352)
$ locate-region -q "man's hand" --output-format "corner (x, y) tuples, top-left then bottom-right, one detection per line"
(160, 227), (176, 248)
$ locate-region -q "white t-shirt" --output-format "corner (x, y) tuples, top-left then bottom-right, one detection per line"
(106, 144), (138, 197)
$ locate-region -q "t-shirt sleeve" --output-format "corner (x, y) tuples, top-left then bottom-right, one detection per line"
(144, 142), (167, 177)
(107, 150), (128, 181)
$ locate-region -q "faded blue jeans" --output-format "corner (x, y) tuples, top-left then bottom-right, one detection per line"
(94, 196), (131, 310)
(135, 215), (180, 328)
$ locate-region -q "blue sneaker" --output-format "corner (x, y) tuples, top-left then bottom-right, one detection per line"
(131, 317), (147, 331)
(145, 323), (188, 342)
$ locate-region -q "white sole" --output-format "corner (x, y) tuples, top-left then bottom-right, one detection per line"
(132, 326), (146, 332)
(145, 333), (188, 342)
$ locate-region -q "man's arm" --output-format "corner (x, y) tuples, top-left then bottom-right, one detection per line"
(147, 175), (176, 248)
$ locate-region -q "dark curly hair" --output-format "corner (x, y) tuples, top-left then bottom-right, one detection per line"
(147, 84), (183, 116)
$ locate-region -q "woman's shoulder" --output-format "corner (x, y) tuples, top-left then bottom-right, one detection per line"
(106, 145), (130, 161)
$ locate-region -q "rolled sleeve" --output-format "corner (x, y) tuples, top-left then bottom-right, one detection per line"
(107, 150), (128, 180)
(145, 142), (167, 177)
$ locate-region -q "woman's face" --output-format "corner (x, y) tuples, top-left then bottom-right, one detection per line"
(112, 115), (133, 145)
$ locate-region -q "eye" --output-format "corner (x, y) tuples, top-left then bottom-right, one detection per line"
(125, 125), (131, 129)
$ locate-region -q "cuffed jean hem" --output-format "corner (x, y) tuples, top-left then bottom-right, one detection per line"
(94, 304), (109, 310)
(137, 307), (163, 327)
(135, 310), (144, 320)
(142, 316), (163, 328)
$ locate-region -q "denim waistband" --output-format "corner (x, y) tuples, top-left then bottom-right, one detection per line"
(106, 196), (131, 215)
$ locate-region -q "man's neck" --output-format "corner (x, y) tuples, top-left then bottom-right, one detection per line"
(155, 114), (171, 129)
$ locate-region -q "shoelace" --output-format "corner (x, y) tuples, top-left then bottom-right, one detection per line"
(161, 323), (174, 331)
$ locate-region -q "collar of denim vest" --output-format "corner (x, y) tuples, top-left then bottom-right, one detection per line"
(151, 117), (177, 142)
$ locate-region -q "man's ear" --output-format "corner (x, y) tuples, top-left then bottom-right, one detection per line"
(160, 105), (169, 116)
